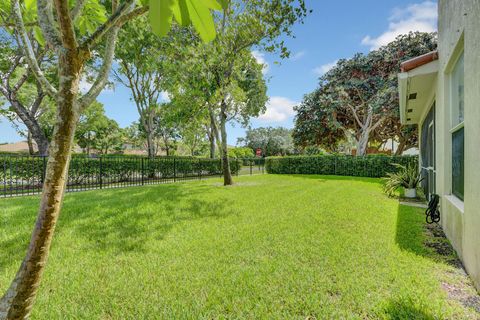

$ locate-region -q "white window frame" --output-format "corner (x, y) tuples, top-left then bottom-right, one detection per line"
(448, 49), (465, 202)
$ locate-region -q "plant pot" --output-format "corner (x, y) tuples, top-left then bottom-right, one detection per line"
(404, 188), (417, 198)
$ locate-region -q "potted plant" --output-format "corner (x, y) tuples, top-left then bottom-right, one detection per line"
(383, 163), (423, 198)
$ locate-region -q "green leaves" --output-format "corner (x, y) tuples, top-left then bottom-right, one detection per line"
(76, 0), (107, 35)
(33, 27), (45, 46)
(149, 0), (225, 42)
(149, 0), (175, 38)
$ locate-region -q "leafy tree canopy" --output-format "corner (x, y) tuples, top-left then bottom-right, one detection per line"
(293, 32), (437, 155)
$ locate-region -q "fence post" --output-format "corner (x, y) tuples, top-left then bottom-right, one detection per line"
(173, 158), (177, 182)
(141, 158), (145, 185)
(250, 159), (253, 175)
(99, 157), (103, 189)
(198, 158), (201, 180)
(2, 157), (6, 197)
(41, 156), (46, 184)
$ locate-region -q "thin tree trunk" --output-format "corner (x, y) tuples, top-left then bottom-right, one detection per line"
(209, 129), (215, 159)
(0, 51), (82, 319)
(10, 101), (50, 156)
(27, 132), (35, 155)
(208, 113), (216, 159)
(395, 140), (406, 156)
(220, 101), (233, 186)
(146, 130), (156, 159)
(208, 107), (222, 159)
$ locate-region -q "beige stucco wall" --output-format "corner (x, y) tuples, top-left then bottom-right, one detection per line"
(427, 0), (480, 291)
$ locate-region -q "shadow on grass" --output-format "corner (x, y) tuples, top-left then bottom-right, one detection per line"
(278, 174), (383, 185)
(382, 298), (434, 320)
(395, 204), (430, 257)
(0, 182), (234, 268)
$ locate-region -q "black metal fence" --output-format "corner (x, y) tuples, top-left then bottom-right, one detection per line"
(0, 155), (265, 198)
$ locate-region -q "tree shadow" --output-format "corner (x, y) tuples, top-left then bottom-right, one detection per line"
(0, 182), (235, 269)
(382, 298), (435, 320)
(279, 174), (383, 185)
(395, 204), (429, 257)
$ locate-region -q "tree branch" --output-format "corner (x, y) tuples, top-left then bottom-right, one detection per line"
(37, 0), (62, 48)
(79, 0), (137, 50)
(53, 0), (77, 49)
(78, 27), (119, 111)
(369, 116), (386, 133)
(347, 104), (364, 128)
(117, 6), (148, 25)
(11, 0), (57, 97)
(71, 0), (87, 22)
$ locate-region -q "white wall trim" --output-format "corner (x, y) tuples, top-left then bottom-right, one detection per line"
(444, 194), (465, 213)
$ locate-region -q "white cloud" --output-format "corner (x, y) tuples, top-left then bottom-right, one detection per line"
(252, 50), (269, 74)
(291, 51), (306, 61)
(313, 60), (338, 76)
(257, 96), (299, 122)
(361, 1), (437, 50)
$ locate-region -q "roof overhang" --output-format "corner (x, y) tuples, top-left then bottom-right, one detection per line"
(398, 59), (438, 125)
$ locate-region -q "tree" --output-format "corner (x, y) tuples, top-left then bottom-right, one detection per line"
(153, 105), (179, 156)
(75, 101), (123, 155)
(179, 120), (209, 157)
(293, 32), (437, 156)
(0, 31), (54, 155)
(123, 121), (145, 151)
(171, 1), (308, 185)
(0, 0), (223, 317)
(238, 126), (295, 157)
(292, 89), (347, 152)
(94, 119), (124, 154)
(114, 18), (192, 158)
(228, 147), (253, 158)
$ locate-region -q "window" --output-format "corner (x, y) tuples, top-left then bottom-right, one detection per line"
(420, 106), (435, 200)
(450, 52), (464, 200)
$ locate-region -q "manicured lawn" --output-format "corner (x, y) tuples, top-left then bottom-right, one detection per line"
(0, 175), (477, 319)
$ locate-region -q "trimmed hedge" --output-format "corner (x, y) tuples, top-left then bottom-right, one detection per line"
(1, 156), (241, 189)
(265, 155), (418, 178)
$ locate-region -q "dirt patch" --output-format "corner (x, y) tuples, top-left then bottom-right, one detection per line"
(424, 222), (480, 315)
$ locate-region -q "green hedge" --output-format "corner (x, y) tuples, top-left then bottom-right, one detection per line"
(265, 155), (418, 178)
(1, 156), (241, 188)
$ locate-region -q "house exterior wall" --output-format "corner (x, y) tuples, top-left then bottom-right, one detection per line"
(422, 0), (480, 290)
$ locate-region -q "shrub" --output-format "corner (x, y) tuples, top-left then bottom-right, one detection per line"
(382, 163), (423, 197)
(265, 155), (417, 178)
(0, 155), (241, 191)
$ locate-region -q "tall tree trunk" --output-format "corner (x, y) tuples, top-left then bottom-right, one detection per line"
(220, 101), (233, 186)
(27, 132), (35, 155)
(208, 107), (222, 159)
(146, 130), (156, 159)
(209, 129), (216, 159)
(0, 51), (82, 319)
(208, 112), (216, 159)
(356, 127), (369, 156)
(395, 139), (406, 156)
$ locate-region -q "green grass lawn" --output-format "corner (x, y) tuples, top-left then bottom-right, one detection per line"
(0, 175), (478, 319)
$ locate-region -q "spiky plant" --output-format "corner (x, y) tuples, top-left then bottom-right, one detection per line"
(383, 163), (423, 197)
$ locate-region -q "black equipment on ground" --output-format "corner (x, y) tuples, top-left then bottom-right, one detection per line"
(425, 194), (440, 224)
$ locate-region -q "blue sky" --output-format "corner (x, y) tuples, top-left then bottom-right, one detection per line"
(0, 0), (437, 146)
